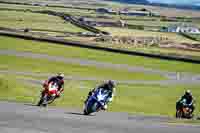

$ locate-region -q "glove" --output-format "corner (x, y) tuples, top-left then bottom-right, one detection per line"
(102, 104), (107, 110)
(55, 95), (60, 98)
(89, 91), (93, 96)
(56, 91), (61, 97)
(107, 97), (113, 102)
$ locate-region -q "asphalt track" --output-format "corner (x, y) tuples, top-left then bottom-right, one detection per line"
(0, 101), (200, 133)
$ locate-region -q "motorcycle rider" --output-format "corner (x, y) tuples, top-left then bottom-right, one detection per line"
(85, 80), (116, 110)
(42, 73), (65, 98)
(176, 90), (195, 114)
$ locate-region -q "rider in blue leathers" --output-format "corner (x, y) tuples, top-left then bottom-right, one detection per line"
(85, 80), (116, 110)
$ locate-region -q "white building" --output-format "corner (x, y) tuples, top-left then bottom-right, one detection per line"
(165, 24), (200, 34)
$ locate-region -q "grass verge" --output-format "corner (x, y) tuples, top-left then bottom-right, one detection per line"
(0, 75), (38, 102)
(0, 55), (165, 81)
(1, 36), (200, 74)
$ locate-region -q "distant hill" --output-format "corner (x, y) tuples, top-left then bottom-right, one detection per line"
(104, 0), (200, 11)
(105, 0), (149, 5)
(149, 3), (200, 11)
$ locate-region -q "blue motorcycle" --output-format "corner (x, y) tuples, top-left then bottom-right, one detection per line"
(83, 88), (110, 115)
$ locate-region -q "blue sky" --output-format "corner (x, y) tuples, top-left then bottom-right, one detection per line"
(148, 0), (200, 5)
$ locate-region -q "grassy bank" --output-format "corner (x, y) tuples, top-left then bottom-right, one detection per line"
(0, 55), (165, 81)
(0, 75), (38, 102)
(0, 10), (86, 33)
(1, 36), (200, 74)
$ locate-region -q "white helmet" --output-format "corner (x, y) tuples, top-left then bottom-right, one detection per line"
(185, 90), (192, 96)
(57, 73), (64, 79)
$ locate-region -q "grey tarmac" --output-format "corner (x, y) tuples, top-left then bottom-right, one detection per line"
(0, 101), (200, 133)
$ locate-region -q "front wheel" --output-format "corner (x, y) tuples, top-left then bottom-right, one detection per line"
(37, 94), (49, 107)
(37, 98), (43, 106)
(83, 109), (89, 115)
(176, 110), (183, 118)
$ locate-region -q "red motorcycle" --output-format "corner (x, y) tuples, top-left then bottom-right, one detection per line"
(37, 81), (59, 107)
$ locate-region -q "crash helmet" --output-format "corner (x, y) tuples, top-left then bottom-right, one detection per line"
(185, 90), (192, 96)
(107, 80), (116, 88)
(57, 73), (64, 79)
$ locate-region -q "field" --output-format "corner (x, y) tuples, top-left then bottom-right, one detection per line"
(0, 54), (165, 81)
(0, 2), (199, 47)
(0, 10), (86, 33)
(99, 27), (198, 44)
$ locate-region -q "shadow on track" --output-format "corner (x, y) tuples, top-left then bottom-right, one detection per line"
(24, 103), (38, 107)
(65, 112), (95, 116)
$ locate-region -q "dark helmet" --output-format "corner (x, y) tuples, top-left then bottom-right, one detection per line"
(57, 73), (64, 80)
(185, 90), (192, 96)
(107, 80), (116, 88)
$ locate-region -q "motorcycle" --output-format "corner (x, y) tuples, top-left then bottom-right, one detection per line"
(176, 99), (193, 119)
(83, 88), (110, 115)
(37, 81), (58, 107)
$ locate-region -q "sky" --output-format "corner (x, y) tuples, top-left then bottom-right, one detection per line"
(148, 0), (200, 5)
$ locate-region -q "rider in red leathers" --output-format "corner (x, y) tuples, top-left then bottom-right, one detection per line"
(42, 73), (65, 98)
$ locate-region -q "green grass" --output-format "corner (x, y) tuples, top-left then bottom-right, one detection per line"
(126, 19), (179, 27)
(0, 10), (86, 33)
(111, 84), (200, 117)
(1, 36), (200, 74)
(132, 47), (200, 59)
(0, 74), (199, 117)
(125, 19), (200, 29)
(168, 119), (200, 125)
(59, 83), (200, 117)
(0, 3), (97, 17)
(182, 33), (200, 42)
(0, 54), (164, 81)
(0, 75), (38, 102)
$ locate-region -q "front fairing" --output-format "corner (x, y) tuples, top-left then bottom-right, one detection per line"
(93, 88), (110, 104)
(85, 88), (110, 112)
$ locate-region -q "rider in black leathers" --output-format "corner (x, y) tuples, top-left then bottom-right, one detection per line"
(176, 90), (195, 114)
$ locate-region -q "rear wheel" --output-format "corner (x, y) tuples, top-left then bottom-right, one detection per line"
(84, 100), (99, 115)
(37, 94), (48, 107)
(47, 96), (56, 104)
(37, 90), (45, 106)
